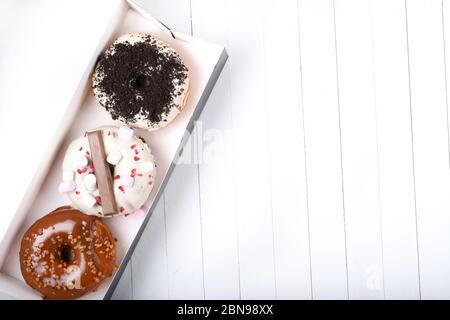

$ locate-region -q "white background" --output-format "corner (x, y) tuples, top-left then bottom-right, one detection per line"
(3, 0), (450, 300)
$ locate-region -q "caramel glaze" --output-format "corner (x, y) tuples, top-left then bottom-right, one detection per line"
(19, 206), (116, 299)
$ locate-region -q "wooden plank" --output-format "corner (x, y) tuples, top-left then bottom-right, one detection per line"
(111, 263), (133, 300)
(131, 0), (205, 299)
(334, 0), (385, 299)
(164, 158), (205, 299)
(225, 0), (277, 299)
(445, 0), (450, 164)
(371, 0), (420, 299)
(261, 0), (312, 299)
(298, 0), (348, 299)
(131, 198), (169, 299)
(191, 0), (241, 299)
(407, 0), (450, 299)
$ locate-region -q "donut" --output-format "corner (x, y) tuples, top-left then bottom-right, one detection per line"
(93, 33), (190, 131)
(19, 206), (116, 299)
(60, 126), (156, 217)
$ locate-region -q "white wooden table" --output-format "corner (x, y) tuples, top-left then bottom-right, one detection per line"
(107, 0), (450, 300)
(2, 0), (449, 300)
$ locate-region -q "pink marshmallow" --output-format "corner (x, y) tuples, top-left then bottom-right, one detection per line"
(120, 175), (135, 187)
(75, 154), (88, 167)
(118, 126), (134, 140)
(134, 207), (147, 218)
(58, 180), (76, 193)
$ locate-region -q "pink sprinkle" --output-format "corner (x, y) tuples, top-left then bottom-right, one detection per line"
(119, 207), (125, 213)
(130, 144), (137, 149)
(75, 191), (80, 195)
(86, 151), (90, 156)
(118, 186), (125, 193)
(130, 168), (136, 177)
(79, 147), (83, 151)
(114, 175), (121, 180)
(134, 156), (140, 161)
(95, 196), (102, 205)
(135, 149), (139, 155)
(77, 168), (88, 174)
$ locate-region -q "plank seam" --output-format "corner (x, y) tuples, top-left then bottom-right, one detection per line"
(222, 0), (242, 299)
(195, 124), (207, 299)
(130, 258), (134, 300)
(162, 193), (171, 299)
(368, 0), (386, 299)
(404, 0), (423, 300)
(332, 0), (350, 300)
(260, 3), (278, 298)
(296, 0), (314, 300)
(189, 0), (206, 299)
(441, 0), (450, 167)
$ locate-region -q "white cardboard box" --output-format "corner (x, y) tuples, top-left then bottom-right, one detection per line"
(0, 0), (227, 299)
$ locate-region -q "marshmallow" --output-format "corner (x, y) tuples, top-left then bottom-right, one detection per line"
(58, 180), (76, 193)
(120, 175), (134, 187)
(134, 207), (147, 218)
(82, 194), (97, 208)
(118, 126), (134, 140)
(140, 161), (154, 173)
(84, 174), (97, 191)
(107, 150), (122, 165)
(62, 171), (74, 182)
(75, 154), (88, 167)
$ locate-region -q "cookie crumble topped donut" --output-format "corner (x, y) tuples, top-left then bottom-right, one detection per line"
(93, 33), (190, 131)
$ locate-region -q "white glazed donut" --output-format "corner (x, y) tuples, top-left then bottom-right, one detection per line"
(61, 126), (156, 217)
(93, 33), (190, 131)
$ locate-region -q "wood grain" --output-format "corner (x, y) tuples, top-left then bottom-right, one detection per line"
(113, 0), (450, 300)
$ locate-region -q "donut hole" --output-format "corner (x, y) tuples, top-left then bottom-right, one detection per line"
(130, 74), (152, 90)
(60, 244), (74, 264)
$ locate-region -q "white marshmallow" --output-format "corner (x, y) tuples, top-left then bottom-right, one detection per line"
(62, 171), (74, 181)
(75, 154), (88, 167)
(120, 175), (134, 187)
(84, 174), (97, 191)
(82, 194), (97, 208)
(107, 150), (122, 165)
(118, 126), (134, 140)
(58, 180), (76, 193)
(140, 161), (154, 173)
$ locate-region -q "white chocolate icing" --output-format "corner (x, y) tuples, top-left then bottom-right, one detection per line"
(93, 33), (190, 131)
(62, 126), (156, 217)
(62, 171), (74, 182)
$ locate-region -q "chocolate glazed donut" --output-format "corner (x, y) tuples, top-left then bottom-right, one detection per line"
(19, 206), (116, 299)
